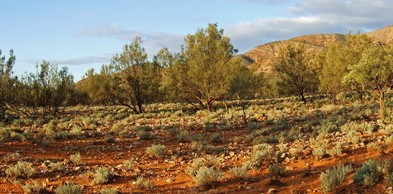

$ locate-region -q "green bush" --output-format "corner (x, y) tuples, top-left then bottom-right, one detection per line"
(22, 181), (46, 193)
(55, 183), (83, 194)
(268, 163), (286, 179)
(353, 160), (380, 186)
(5, 161), (35, 179)
(251, 143), (274, 165)
(69, 153), (82, 165)
(320, 164), (352, 192)
(122, 159), (134, 170)
(100, 188), (118, 194)
(134, 176), (154, 189)
(146, 144), (166, 158)
(91, 167), (112, 185)
(193, 166), (223, 187)
(230, 165), (248, 179)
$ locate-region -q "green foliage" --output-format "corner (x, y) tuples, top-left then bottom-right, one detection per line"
(134, 176), (154, 189)
(193, 166), (223, 187)
(161, 23), (237, 111)
(91, 167), (112, 185)
(353, 159), (380, 186)
(69, 153), (82, 165)
(268, 163), (286, 179)
(251, 143), (274, 165)
(21, 61), (77, 116)
(55, 183), (83, 194)
(320, 163), (352, 192)
(230, 165), (249, 179)
(100, 188), (118, 194)
(344, 41), (393, 120)
(146, 144), (166, 158)
(274, 44), (319, 103)
(5, 161), (35, 179)
(110, 37), (162, 113)
(21, 181), (46, 193)
(0, 49), (16, 120)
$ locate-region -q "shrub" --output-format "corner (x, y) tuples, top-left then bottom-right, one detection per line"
(146, 144), (166, 158)
(122, 159), (134, 170)
(22, 181), (45, 193)
(193, 166), (223, 187)
(91, 167), (112, 185)
(328, 143), (343, 157)
(69, 153), (82, 165)
(136, 130), (152, 140)
(251, 143), (274, 165)
(55, 183), (83, 194)
(5, 161), (35, 179)
(230, 165), (248, 179)
(353, 159), (380, 186)
(176, 130), (190, 142)
(320, 164), (352, 192)
(100, 188), (118, 194)
(268, 163), (286, 180)
(134, 176), (154, 189)
(2, 152), (21, 162)
(47, 161), (65, 172)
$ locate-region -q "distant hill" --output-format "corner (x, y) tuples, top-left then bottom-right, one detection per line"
(242, 25), (393, 73)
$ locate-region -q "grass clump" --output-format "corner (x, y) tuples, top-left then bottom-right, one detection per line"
(146, 144), (166, 158)
(320, 163), (352, 192)
(194, 166), (223, 187)
(91, 167), (112, 185)
(55, 183), (83, 194)
(251, 143), (274, 165)
(5, 161), (35, 179)
(134, 176), (154, 189)
(268, 163), (286, 180)
(22, 181), (46, 193)
(230, 165), (249, 179)
(122, 159), (134, 170)
(100, 188), (119, 194)
(69, 153), (83, 165)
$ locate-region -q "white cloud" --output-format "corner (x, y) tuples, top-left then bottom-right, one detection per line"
(25, 54), (113, 66)
(226, 0), (393, 53)
(77, 24), (185, 56)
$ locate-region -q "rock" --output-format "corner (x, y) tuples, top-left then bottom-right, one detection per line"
(267, 188), (276, 193)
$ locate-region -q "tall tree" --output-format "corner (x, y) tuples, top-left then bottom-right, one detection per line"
(274, 44), (319, 103)
(111, 37), (161, 113)
(344, 43), (393, 121)
(161, 23), (236, 111)
(21, 61), (75, 117)
(319, 42), (347, 101)
(0, 49), (16, 120)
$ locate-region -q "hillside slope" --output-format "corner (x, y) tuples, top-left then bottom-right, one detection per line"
(244, 25), (393, 73)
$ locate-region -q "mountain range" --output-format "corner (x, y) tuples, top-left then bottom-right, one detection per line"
(240, 25), (393, 73)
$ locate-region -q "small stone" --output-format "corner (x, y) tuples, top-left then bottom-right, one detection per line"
(267, 188), (276, 193)
(229, 151), (235, 157)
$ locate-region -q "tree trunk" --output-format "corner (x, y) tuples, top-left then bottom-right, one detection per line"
(379, 90), (385, 121)
(300, 92), (306, 103)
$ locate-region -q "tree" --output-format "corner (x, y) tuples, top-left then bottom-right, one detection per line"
(21, 61), (75, 117)
(274, 44), (319, 103)
(75, 66), (115, 105)
(110, 37), (161, 113)
(161, 23), (236, 111)
(344, 43), (393, 121)
(0, 49), (16, 120)
(319, 42), (347, 101)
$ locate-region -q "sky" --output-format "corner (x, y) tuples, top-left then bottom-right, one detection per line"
(1, 0), (392, 81)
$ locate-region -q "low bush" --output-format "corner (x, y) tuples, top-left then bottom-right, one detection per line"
(320, 163), (352, 192)
(353, 159), (380, 186)
(5, 161), (35, 179)
(91, 167), (112, 185)
(134, 176), (154, 189)
(55, 183), (83, 194)
(146, 144), (166, 158)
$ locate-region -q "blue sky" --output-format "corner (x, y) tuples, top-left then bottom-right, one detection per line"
(1, 0), (392, 80)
